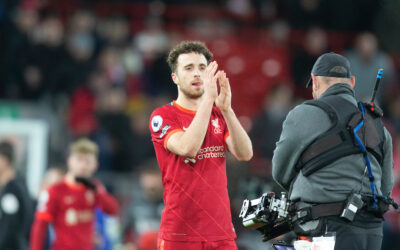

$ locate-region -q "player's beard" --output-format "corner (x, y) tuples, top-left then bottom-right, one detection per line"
(179, 84), (204, 99)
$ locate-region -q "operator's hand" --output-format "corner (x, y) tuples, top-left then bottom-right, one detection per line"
(203, 61), (220, 101)
(216, 71), (232, 112)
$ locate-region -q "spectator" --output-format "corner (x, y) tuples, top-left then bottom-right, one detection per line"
(97, 87), (136, 172)
(345, 32), (395, 103)
(284, 0), (324, 29)
(125, 159), (164, 250)
(250, 84), (294, 162)
(291, 27), (329, 97)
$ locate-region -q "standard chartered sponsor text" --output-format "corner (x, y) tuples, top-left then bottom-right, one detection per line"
(197, 145), (225, 160)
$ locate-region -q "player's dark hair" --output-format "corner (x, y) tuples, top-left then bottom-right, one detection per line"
(0, 141), (14, 164)
(167, 41), (213, 73)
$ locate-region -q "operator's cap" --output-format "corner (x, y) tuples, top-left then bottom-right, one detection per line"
(306, 52), (352, 88)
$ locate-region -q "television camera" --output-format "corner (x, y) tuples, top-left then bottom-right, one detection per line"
(239, 192), (295, 241)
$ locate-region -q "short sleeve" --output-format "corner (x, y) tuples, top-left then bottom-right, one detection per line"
(35, 188), (57, 222)
(149, 107), (184, 149)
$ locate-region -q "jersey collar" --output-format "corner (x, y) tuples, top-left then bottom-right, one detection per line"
(173, 100), (197, 114)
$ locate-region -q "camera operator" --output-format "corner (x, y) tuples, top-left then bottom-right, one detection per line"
(272, 52), (394, 250)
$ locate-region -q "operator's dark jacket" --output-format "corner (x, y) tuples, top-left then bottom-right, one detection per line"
(0, 176), (32, 250)
(272, 83), (394, 203)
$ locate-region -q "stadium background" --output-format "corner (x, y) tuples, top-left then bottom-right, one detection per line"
(1, 0), (400, 249)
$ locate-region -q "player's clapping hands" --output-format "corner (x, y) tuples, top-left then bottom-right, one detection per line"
(203, 61), (220, 101)
(216, 71), (232, 112)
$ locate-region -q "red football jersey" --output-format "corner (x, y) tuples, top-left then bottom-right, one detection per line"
(32, 180), (118, 250)
(149, 101), (236, 242)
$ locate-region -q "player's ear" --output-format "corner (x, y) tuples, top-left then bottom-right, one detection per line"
(171, 73), (178, 85)
(312, 74), (320, 91)
(349, 76), (355, 88)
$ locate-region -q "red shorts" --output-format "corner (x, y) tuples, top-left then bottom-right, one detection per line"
(157, 238), (237, 250)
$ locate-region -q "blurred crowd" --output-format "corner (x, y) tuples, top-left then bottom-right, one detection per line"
(1, 0), (400, 249)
